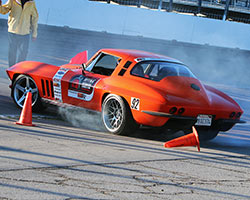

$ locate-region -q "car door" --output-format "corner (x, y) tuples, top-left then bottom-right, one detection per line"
(60, 52), (121, 110)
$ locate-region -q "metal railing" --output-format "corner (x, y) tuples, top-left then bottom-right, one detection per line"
(89, 0), (250, 23)
(91, 0), (250, 10)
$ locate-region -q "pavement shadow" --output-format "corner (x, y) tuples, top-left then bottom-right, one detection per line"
(21, 103), (249, 158)
(1, 118), (250, 167)
(0, 122), (250, 199)
(56, 106), (250, 156)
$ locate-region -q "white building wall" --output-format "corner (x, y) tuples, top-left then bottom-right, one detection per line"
(1, 0), (250, 50)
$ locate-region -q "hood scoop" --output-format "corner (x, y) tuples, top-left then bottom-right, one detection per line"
(191, 83), (200, 91)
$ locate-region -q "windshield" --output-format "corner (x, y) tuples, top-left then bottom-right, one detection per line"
(130, 61), (196, 81)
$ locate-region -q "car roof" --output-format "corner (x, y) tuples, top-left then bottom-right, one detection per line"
(100, 49), (183, 64)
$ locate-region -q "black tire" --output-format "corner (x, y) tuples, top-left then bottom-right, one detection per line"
(12, 75), (45, 112)
(195, 126), (220, 141)
(102, 94), (139, 135)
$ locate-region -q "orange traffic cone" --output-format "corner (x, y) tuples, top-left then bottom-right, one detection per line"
(16, 92), (35, 126)
(164, 126), (200, 151)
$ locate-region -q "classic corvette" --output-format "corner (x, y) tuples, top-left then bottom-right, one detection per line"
(6, 49), (244, 140)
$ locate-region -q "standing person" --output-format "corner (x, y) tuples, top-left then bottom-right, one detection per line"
(0, 0), (38, 67)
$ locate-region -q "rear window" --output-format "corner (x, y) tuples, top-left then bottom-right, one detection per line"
(130, 61), (196, 81)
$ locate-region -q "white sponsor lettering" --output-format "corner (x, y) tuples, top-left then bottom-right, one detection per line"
(52, 68), (69, 102)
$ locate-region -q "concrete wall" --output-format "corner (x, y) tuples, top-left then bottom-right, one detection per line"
(0, 18), (249, 87)
(0, 1), (249, 87)
(0, 0), (249, 50)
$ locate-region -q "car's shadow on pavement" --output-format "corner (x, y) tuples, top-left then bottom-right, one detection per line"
(54, 105), (186, 142)
(2, 100), (249, 156)
(129, 127), (186, 142)
(48, 105), (250, 153)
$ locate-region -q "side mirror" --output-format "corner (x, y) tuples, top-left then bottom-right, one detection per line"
(82, 63), (86, 75)
(82, 63), (86, 69)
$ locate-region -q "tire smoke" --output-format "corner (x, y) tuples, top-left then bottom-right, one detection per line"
(58, 106), (105, 132)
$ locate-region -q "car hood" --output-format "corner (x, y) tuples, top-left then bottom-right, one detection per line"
(156, 76), (241, 111)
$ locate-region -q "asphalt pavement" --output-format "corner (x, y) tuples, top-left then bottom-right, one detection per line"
(0, 80), (250, 199)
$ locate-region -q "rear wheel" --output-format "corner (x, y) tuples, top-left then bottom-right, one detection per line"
(195, 127), (219, 141)
(12, 75), (44, 112)
(102, 94), (139, 135)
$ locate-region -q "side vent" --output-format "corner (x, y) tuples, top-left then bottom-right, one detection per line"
(118, 61), (132, 76)
(118, 69), (126, 76)
(50, 81), (54, 98)
(46, 80), (50, 97)
(124, 61), (132, 69)
(41, 79), (46, 96)
(41, 79), (54, 98)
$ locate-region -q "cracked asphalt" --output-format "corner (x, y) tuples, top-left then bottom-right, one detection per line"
(1, 73), (250, 200)
(0, 21), (250, 199)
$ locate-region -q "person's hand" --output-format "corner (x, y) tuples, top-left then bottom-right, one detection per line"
(32, 37), (37, 42)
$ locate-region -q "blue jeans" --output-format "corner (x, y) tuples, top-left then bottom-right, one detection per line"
(8, 32), (30, 67)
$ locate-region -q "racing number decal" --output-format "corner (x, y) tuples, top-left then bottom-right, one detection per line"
(131, 97), (140, 111)
(53, 68), (69, 102)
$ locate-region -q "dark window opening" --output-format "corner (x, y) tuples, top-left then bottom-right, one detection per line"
(86, 53), (121, 76)
(131, 61), (196, 81)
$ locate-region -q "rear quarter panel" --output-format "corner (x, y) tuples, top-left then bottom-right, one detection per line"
(100, 76), (169, 126)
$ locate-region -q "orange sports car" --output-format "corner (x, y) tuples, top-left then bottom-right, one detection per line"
(6, 49), (244, 140)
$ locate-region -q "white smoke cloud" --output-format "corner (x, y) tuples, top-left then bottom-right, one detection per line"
(58, 106), (105, 132)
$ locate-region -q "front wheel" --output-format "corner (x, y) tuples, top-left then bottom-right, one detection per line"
(102, 94), (139, 135)
(12, 75), (44, 112)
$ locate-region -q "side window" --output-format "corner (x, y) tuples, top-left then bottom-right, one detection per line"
(88, 53), (120, 76)
(131, 63), (150, 77)
(179, 67), (191, 77)
(86, 53), (101, 70)
(148, 64), (159, 77)
(131, 61), (195, 81)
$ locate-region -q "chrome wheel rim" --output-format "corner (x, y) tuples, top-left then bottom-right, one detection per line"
(13, 76), (38, 108)
(103, 98), (123, 132)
